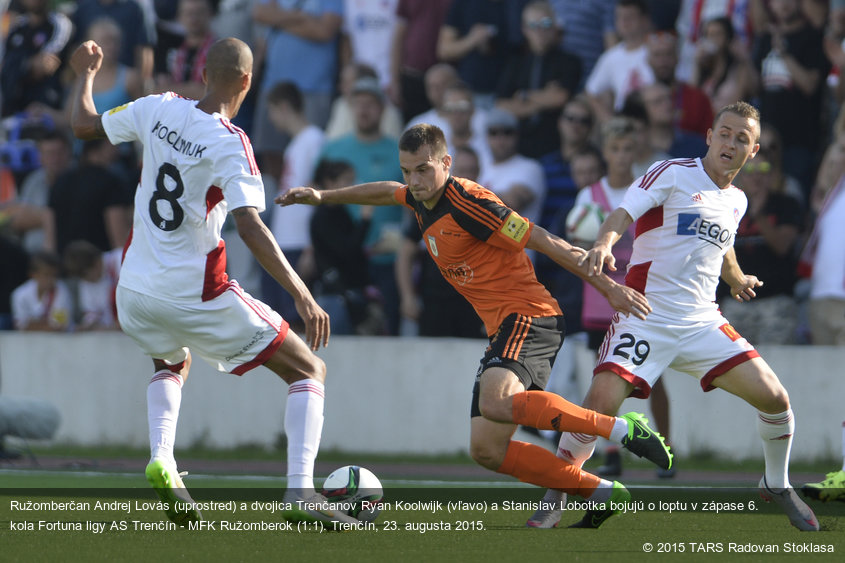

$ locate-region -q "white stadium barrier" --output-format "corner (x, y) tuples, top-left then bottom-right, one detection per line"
(0, 332), (841, 460)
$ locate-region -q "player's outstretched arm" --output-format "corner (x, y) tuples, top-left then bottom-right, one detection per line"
(69, 40), (107, 141)
(527, 225), (651, 320)
(276, 181), (402, 207)
(577, 207), (633, 276)
(232, 206), (330, 350)
(721, 247), (763, 302)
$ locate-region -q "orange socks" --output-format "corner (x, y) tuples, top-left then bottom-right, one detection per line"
(497, 440), (600, 496)
(511, 390), (615, 438)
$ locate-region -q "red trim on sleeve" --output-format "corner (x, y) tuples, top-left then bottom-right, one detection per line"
(201, 240), (229, 301)
(594, 362), (652, 399)
(700, 350), (761, 392)
(231, 321), (289, 375)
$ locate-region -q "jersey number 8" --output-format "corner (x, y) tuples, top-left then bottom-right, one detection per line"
(149, 163), (185, 231)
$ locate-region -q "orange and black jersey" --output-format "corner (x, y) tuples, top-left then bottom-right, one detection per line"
(393, 176), (562, 336)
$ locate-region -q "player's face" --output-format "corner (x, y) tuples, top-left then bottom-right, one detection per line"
(399, 147), (451, 208)
(705, 112), (760, 177)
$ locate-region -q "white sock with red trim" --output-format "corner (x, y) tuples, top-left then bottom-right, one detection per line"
(757, 409), (794, 490)
(147, 370), (183, 468)
(285, 379), (325, 492)
(539, 432), (599, 504)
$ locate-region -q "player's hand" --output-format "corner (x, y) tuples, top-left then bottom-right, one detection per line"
(730, 275), (763, 302)
(607, 284), (651, 320)
(69, 41), (104, 76)
(578, 243), (616, 276)
(295, 296), (330, 350)
(276, 187), (322, 207)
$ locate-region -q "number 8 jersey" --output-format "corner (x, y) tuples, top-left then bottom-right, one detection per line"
(102, 93), (265, 301)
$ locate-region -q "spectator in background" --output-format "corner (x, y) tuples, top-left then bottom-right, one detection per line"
(320, 76), (405, 334)
(340, 0), (398, 90)
(1, 0), (73, 117)
(496, 0), (581, 159)
(211, 0), (259, 46)
(154, 0), (216, 100)
(718, 137), (804, 345)
(548, 0), (616, 85)
(388, 0), (452, 123)
(584, 0), (654, 124)
(84, 17), (143, 112)
(675, 0), (755, 83)
(47, 138), (133, 256)
(478, 108), (546, 224)
(646, 31), (713, 138)
(0, 234), (30, 330)
(405, 63), (460, 132)
(4, 128), (72, 253)
(395, 145), (484, 338)
(437, 0), (523, 110)
(308, 159), (378, 335)
(691, 16), (757, 113)
(569, 146), (606, 193)
(752, 0), (829, 198)
(636, 82), (708, 158)
(72, 0), (156, 85)
(264, 81), (325, 332)
(441, 82), (492, 173)
(619, 91), (671, 177)
(325, 62), (404, 141)
(11, 249), (71, 331)
(63, 240), (122, 331)
(251, 0), (343, 180)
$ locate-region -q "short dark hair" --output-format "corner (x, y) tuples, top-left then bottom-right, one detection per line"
(399, 124), (448, 158)
(29, 250), (61, 274)
(313, 159), (354, 189)
(617, 0), (649, 14)
(63, 240), (102, 278)
(266, 81), (303, 113)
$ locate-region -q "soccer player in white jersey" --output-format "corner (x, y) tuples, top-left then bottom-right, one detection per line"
(68, 38), (356, 528)
(528, 102), (819, 531)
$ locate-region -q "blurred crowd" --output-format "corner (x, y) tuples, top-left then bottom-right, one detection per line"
(1, 0), (844, 347)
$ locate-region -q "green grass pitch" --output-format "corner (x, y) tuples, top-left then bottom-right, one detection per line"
(1, 468), (843, 563)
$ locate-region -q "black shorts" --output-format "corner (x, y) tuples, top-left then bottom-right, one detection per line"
(470, 313), (566, 417)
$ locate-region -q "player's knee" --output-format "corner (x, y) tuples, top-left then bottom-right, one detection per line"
(764, 385), (790, 413)
(469, 439), (504, 470)
(477, 395), (508, 422)
(303, 354), (326, 384)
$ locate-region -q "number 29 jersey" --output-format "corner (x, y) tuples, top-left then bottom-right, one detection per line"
(620, 158), (748, 320)
(102, 93), (265, 302)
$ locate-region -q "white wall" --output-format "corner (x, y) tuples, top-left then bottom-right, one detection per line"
(0, 332), (842, 460)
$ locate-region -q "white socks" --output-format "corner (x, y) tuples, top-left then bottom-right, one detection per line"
(285, 379), (325, 491)
(757, 409), (794, 490)
(540, 432), (599, 505)
(147, 370), (183, 468)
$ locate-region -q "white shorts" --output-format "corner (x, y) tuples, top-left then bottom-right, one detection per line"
(116, 282), (288, 375)
(595, 308), (758, 398)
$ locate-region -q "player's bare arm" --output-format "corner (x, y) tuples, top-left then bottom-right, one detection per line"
(69, 41), (107, 141)
(527, 225), (651, 320)
(277, 181), (402, 207)
(721, 247), (763, 302)
(578, 207), (634, 276)
(232, 206), (330, 350)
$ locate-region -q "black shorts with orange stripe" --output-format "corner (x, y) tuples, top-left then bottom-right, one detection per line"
(470, 313), (566, 417)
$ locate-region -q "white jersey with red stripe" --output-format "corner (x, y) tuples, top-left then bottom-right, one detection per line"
(101, 92), (264, 302)
(619, 157), (748, 320)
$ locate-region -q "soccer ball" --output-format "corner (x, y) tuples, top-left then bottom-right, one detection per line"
(321, 465), (383, 522)
(565, 202), (607, 245)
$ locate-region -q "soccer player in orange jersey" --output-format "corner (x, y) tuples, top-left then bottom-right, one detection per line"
(279, 124), (671, 515)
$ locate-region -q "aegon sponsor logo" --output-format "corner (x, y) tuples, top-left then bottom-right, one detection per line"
(676, 213), (733, 248)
